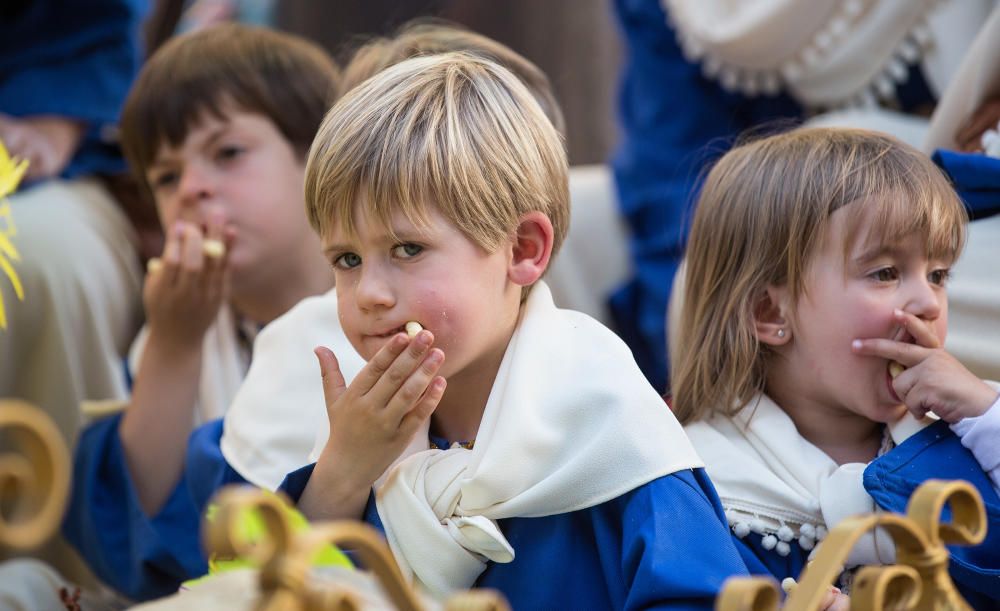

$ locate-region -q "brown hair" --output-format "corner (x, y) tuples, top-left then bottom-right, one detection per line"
(671, 127), (967, 424)
(121, 23), (340, 193)
(341, 19), (565, 136)
(305, 53), (569, 269)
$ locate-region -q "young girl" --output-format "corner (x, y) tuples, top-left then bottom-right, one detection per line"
(673, 127), (1000, 604)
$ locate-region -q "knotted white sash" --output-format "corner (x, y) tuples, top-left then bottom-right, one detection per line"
(373, 282), (702, 597)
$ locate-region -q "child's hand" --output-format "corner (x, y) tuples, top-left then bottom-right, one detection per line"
(852, 309), (999, 422)
(315, 329), (446, 492)
(144, 214), (230, 350)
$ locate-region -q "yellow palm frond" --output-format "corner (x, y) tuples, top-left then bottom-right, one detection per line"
(0, 139), (29, 199)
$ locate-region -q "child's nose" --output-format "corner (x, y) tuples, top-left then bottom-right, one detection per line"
(355, 266), (395, 311)
(177, 163), (214, 206)
(902, 278), (943, 322)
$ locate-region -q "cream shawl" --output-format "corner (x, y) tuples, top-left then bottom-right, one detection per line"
(364, 282), (702, 597)
(684, 394), (931, 566)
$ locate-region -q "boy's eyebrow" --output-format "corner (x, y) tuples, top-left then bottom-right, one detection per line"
(323, 243), (352, 255)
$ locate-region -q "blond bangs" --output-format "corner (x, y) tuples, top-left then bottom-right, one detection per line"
(841, 180), (966, 269)
(305, 52), (568, 255)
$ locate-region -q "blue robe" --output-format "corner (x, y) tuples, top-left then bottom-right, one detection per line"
(733, 422), (1000, 608)
(63, 416), (246, 601)
(281, 453), (751, 610)
(0, 0), (146, 181)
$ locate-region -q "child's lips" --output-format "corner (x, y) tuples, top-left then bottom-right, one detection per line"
(369, 324), (406, 339)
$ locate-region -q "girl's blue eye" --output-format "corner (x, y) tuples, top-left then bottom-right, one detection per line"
(928, 268), (951, 286)
(871, 267), (899, 282)
(334, 252), (361, 269)
(393, 243), (423, 258)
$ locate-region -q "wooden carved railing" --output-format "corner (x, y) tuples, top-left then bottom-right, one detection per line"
(206, 486), (511, 611)
(0, 399), (71, 550)
(716, 479), (988, 611)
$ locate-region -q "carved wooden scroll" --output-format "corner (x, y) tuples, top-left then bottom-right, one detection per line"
(716, 479), (988, 611)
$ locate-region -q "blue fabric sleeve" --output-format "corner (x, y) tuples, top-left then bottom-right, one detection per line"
(0, 0), (146, 178)
(63, 416), (247, 601)
(864, 421), (1000, 604)
(609, 0), (801, 392)
(609, 469), (752, 610)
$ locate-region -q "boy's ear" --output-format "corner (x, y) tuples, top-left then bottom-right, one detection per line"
(754, 284), (791, 346)
(508, 211), (554, 287)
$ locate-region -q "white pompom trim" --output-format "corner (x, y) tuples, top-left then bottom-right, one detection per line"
(663, 0), (942, 109)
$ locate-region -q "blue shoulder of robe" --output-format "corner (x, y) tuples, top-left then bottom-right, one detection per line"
(282, 464), (750, 609)
(731, 423), (1000, 606)
(63, 415), (247, 601)
(864, 420), (1000, 603)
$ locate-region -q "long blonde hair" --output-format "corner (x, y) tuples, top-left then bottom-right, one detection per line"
(671, 128), (967, 424)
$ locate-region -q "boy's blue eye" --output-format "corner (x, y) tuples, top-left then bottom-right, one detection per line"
(393, 243), (423, 258)
(334, 252), (361, 269)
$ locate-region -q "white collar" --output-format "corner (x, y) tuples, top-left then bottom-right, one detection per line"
(684, 394), (930, 565)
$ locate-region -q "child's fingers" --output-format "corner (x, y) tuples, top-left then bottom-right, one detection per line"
(179, 223), (205, 272)
(202, 210), (227, 263)
(352, 334), (410, 395)
(315, 346), (348, 408)
(851, 338), (930, 368)
(892, 309), (940, 349)
(367, 330), (435, 405)
(398, 376), (446, 436)
(385, 348), (445, 424)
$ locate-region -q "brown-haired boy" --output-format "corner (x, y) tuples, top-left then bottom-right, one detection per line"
(64, 24), (339, 600)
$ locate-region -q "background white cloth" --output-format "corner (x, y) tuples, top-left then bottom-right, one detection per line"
(221, 289), (364, 489)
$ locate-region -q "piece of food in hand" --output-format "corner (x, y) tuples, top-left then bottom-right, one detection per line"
(202, 238), (226, 259)
(405, 321), (423, 338)
(889, 361), (906, 379)
(147, 257), (163, 275)
(781, 577), (797, 594)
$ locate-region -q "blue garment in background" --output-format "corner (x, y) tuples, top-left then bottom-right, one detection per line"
(932, 150), (1000, 220)
(64, 416), (246, 601)
(282, 463), (749, 610)
(610, 0), (801, 392)
(0, 0), (146, 180)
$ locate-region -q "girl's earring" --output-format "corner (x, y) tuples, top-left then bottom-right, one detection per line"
(776, 329), (786, 339)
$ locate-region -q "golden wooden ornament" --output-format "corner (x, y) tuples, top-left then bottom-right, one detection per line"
(205, 486), (511, 611)
(0, 399), (71, 550)
(716, 479), (987, 611)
